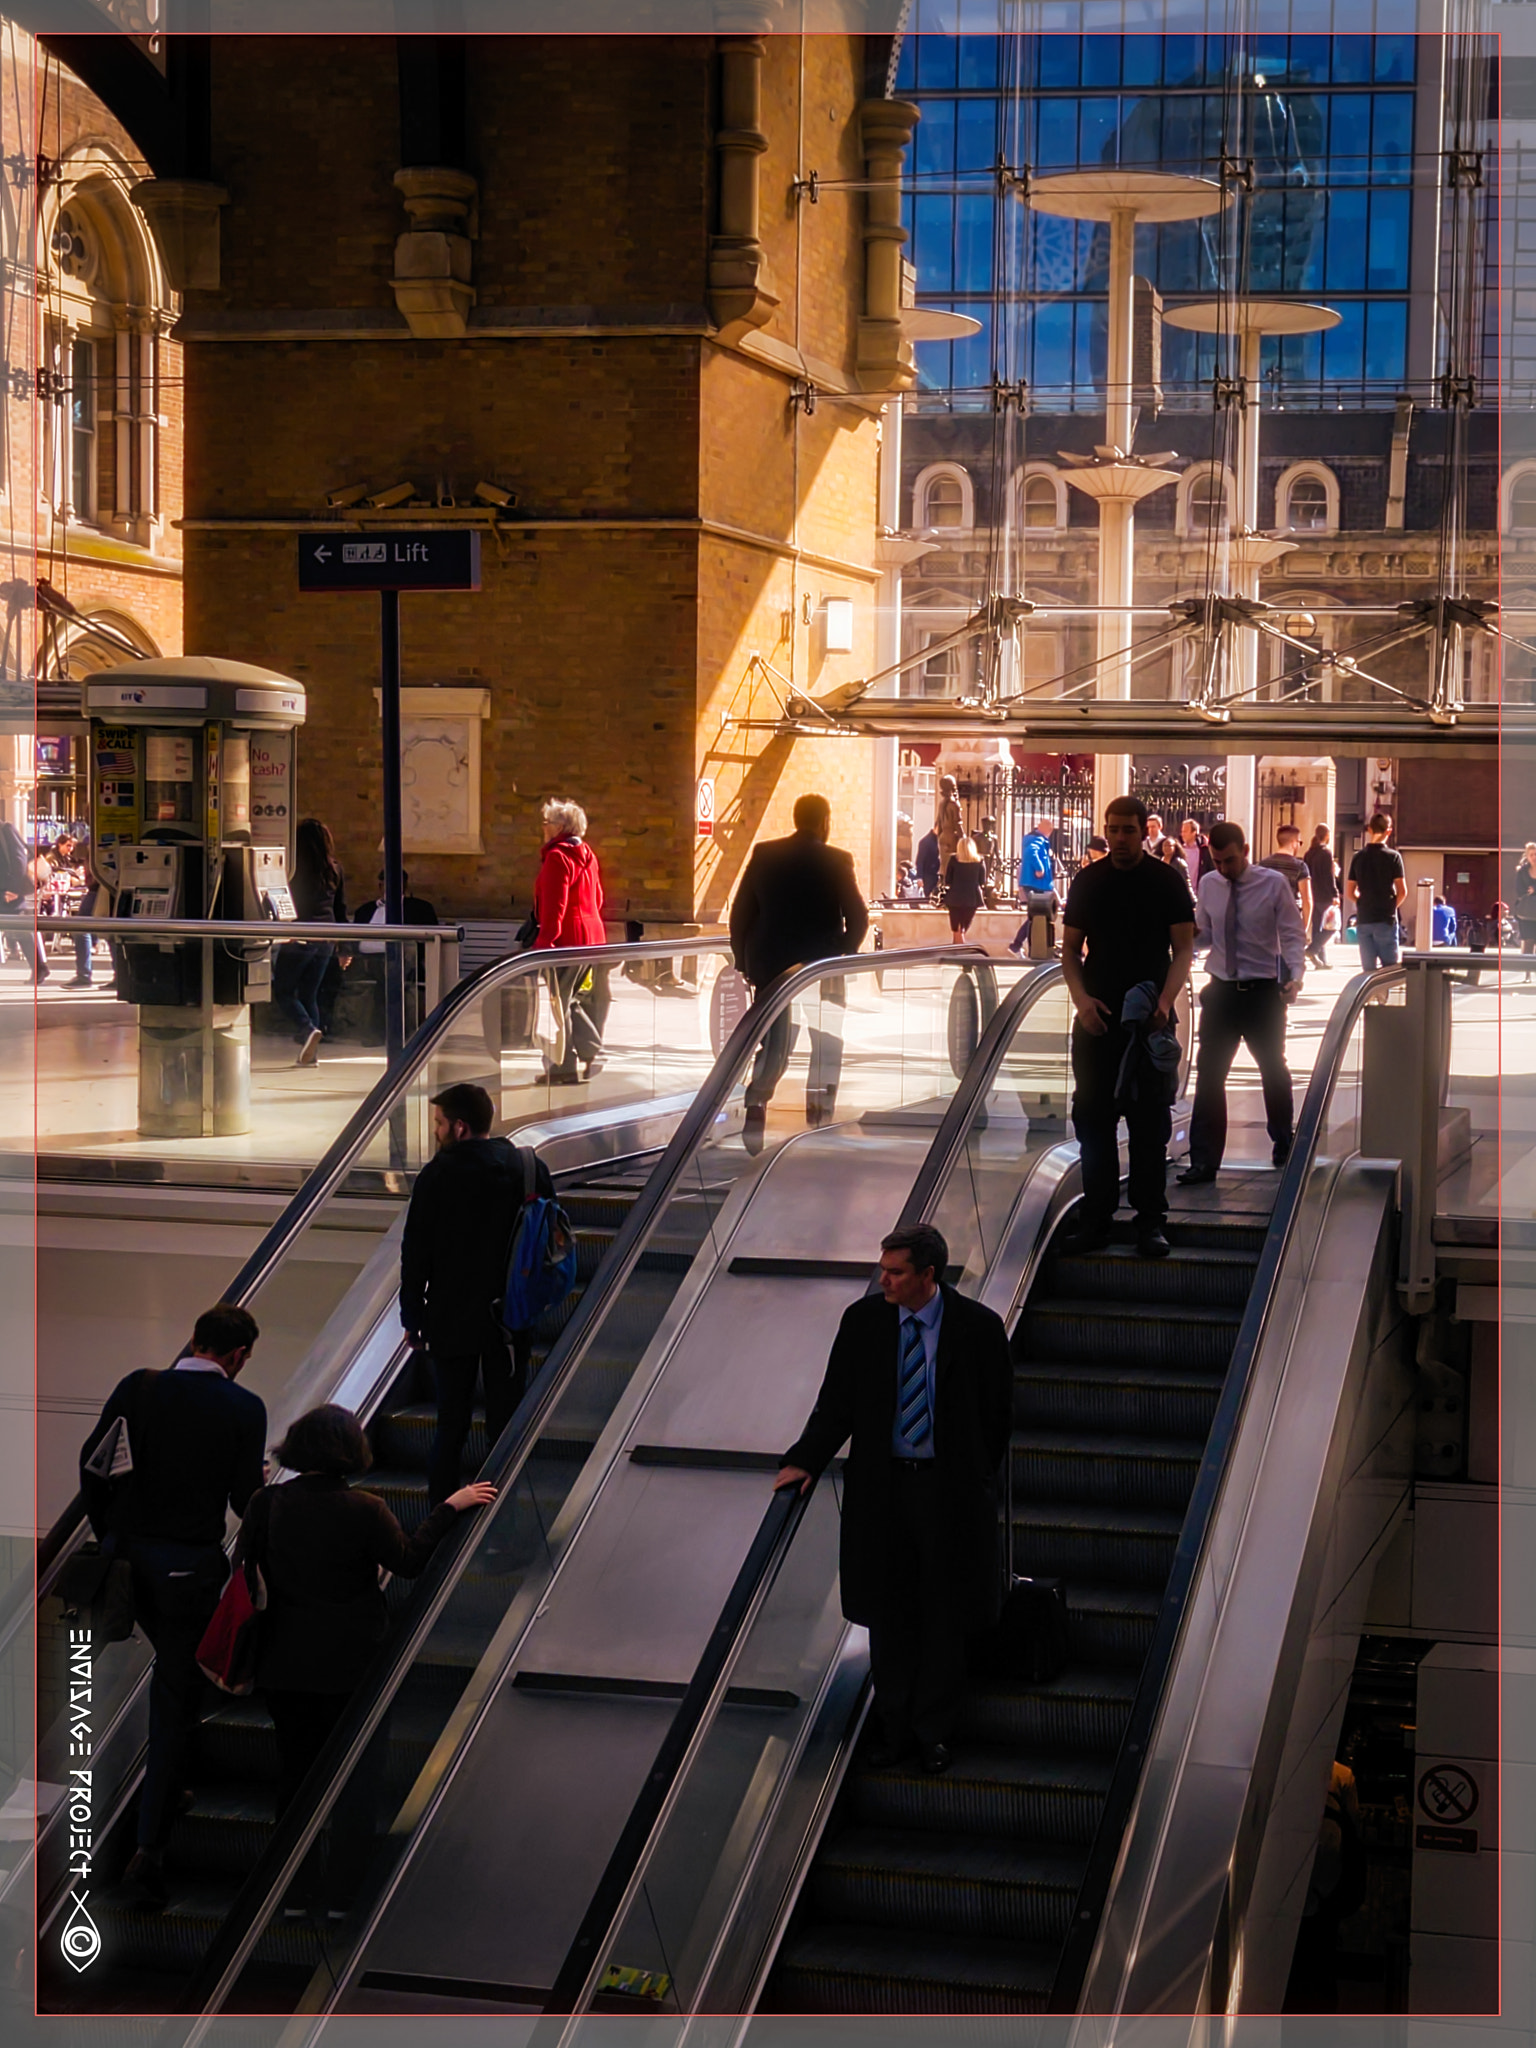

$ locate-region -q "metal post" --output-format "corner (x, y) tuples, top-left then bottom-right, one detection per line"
(1401, 957), (1449, 1311)
(200, 934), (214, 1138)
(380, 587), (406, 1065)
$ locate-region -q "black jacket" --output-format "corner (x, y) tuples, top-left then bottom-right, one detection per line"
(237, 1474), (461, 1693)
(784, 1286), (1013, 1628)
(81, 1365), (267, 1547)
(729, 831), (869, 987)
(291, 861), (346, 924)
(352, 895), (439, 928)
(400, 1137), (556, 1351)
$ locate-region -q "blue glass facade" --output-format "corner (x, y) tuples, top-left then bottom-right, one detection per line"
(893, 31), (1417, 406)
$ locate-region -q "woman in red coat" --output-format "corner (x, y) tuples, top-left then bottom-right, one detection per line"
(532, 798), (609, 1081)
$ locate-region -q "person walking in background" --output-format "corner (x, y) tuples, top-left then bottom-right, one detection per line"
(79, 1301), (266, 1907)
(1514, 844), (1536, 954)
(914, 827), (941, 901)
(729, 792), (869, 1152)
(1303, 824), (1340, 970)
(1158, 831), (1192, 894)
(1180, 818), (1212, 893)
(934, 775), (963, 874)
(274, 818), (346, 1066)
(1144, 813), (1168, 860)
(1346, 814), (1407, 971)
(1259, 823), (1314, 935)
(1179, 822), (1307, 1185)
(1060, 796), (1196, 1259)
(0, 818), (48, 980)
(943, 833), (987, 941)
(532, 797), (609, 1083)
(774, 1223), (1012, 1776)
(401, 1083), (556, 1508)
(56, 832), (105, 987)
(237, 1404), (495, 1901)
(1432, 896), (1458, 947)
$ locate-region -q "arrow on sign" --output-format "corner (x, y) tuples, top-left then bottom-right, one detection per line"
(313, 544), (332, 563)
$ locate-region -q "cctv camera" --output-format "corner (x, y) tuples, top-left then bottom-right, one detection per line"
(367, 482), (417, 510)
(473, 481), (517, 509)
(325, 483), (370, 509)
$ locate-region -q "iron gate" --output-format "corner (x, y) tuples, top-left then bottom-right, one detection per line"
(954, 767), (1096, 888)
(1131, 765), (1227, 838)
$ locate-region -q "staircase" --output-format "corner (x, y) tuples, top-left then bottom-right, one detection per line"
(51, 1166), (723, 2014)
(764, 1179), (1273, 2015)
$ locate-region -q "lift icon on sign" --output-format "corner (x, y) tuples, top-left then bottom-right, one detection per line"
(343, 541), (388, 564)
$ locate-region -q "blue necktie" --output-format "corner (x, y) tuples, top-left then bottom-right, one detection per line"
(897, 1315), (931, 1451)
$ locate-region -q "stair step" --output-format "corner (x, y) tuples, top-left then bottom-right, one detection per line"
(1011, 1500), (1185, 1587)
(1010, 1431), (1204, 1512)
(1017, 1300), (1242, 1370)
(1014, 1363), (1225, 1438)
(956, 1667), (1136, 1754)
(1041, 1245), (1257, 1308)
(767, 1922), (1057, 2014)
(846, 1746), (1112, 1845)
(809, 1826), (1086, 1944)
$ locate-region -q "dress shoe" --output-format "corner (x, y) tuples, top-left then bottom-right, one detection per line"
(1177, 1164), (1218, 1186)
(1057, 1221), (1111, 1258)
(920, 1742), (953, 1776)
(1272, 1138), (1293, 1168)
(805, 1101), (834, 1128)
(120, 1848), (168, 1909)
(1136, 1227), (1172, 1259)
(742, 1104), (767, 1156)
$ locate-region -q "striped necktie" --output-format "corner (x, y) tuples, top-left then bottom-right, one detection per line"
(896, 1314), (932, 1452)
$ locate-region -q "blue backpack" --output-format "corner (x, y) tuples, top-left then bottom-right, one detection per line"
(1019, 835), (1055, 892)
(499, 1148), (579, 1334)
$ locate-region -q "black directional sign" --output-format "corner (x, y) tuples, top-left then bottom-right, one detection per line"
(298, 530), (481, 592)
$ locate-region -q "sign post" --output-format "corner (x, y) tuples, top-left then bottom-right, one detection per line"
(299, 531), (481, 1069)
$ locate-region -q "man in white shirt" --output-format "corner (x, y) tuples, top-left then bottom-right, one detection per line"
(1179, 820), (1308, 1185)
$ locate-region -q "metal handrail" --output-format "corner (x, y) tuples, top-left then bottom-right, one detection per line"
(1048, 964), (1406, 2012)
(3, 915), (461, 940)
(174, 942), (991, 2027)
(8, 936), (733, 1641)
(538, 963), (1068, 2023)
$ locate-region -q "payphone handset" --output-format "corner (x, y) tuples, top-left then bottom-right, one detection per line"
(251, 845), (296, 921)
(115, 845), (181, 922)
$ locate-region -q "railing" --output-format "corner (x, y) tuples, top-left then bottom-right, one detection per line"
(531, 966), (1072, 2024)
(1049, 965), (1406, 2012)
(170, 942), (1003, 2026)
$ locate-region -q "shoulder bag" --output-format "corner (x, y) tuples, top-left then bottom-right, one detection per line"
(196, 1489), (274, 1696)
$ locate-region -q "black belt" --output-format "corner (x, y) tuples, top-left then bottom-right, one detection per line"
(1215, 976), (1280, 993)
(891, 1457), (936, 1471)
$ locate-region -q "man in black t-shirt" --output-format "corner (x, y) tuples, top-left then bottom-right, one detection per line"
(1346, 814), (1407, 972)
(1060, 796), (1196, 1257)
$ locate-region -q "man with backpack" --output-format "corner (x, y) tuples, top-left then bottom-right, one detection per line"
(401, 1083), (559, 1506)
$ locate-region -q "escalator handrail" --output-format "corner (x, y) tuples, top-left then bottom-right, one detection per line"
(1047, 964), (1406, 2013)
(541, 961), (1070, 2019)
(15, 935), (735, 1623)
(175, 941), (992, 2024)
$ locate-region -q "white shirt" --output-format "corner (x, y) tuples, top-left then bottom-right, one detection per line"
(1195, 863), (1307, 985)
(173, 1355), (229, 1375)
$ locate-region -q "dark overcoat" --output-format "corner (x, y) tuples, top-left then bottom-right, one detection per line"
(783, 1285), (1013, 1628)
(729, 830), (870, 987)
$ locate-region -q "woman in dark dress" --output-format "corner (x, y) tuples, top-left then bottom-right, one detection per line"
(944, 835), (987, 941)
(1304, 824), (1341, 968)
(274, 817), (347, 1064)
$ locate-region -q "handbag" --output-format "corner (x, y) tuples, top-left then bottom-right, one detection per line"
(56, 1538), (137, 1646)
(195, 1491), (272, 1695)
(515, 909), (539, 949)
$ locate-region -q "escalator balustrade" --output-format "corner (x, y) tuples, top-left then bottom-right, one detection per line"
(765, 1180), (1273, 2015)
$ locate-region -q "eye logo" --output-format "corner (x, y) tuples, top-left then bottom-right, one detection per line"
(60, 1893), (101, 1972)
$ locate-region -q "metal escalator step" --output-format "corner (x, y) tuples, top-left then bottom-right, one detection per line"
(846, 1746), (1111, 1845)
(1041, 1245), (1257, 1309)
(808, 1827), (1086, 1945)
(767, 1923), (1057, 2014)
(168, 1787), (279, 1875)
(92, 1876), (320, 1976)
(1011, 1500), (1184, 1587)
(197, 1696), (279, 1781)
(1014, 1363), (1225, 1438)
(1017, 1301), (1241, 1370)
(557, 1190), (640, 1229)
(1067, 1582), (1161, 1667)
(1010, 1431), (1203, 1512)
(956, 1667), (1136, 1753)
(1159, 1217), (1269, 1255)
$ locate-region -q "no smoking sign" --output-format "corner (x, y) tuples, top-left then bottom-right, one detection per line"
(1416, 1761), (1483, 1855)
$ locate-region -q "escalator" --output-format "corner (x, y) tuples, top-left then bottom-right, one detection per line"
(487, 967), (1416, 2027)
(26, 940), (1004, 2020)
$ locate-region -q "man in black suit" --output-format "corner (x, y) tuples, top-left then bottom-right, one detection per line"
(400, 1081), (556, 1506)
(775, 1223), (1013, 1774)
(729, 792), (869, 1151)
(79, 1300), (267, 1905)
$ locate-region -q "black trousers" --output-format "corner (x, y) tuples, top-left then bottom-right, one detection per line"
(548, 962), (612, 1079)
(267, 1687), (384, 1906)
(744, 985), (846, 1115)
(866, 1465), (972, 1750)
(427, 1331), (533, 1506)
(1308, 899), (1335, 961)
(1188, 978), (1295, 1171)
(1070, 1017), (1171, 1227)
(125, 1538), (228, 1851)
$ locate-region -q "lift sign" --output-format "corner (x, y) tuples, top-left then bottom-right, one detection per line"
(297, 530), (481, 592)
